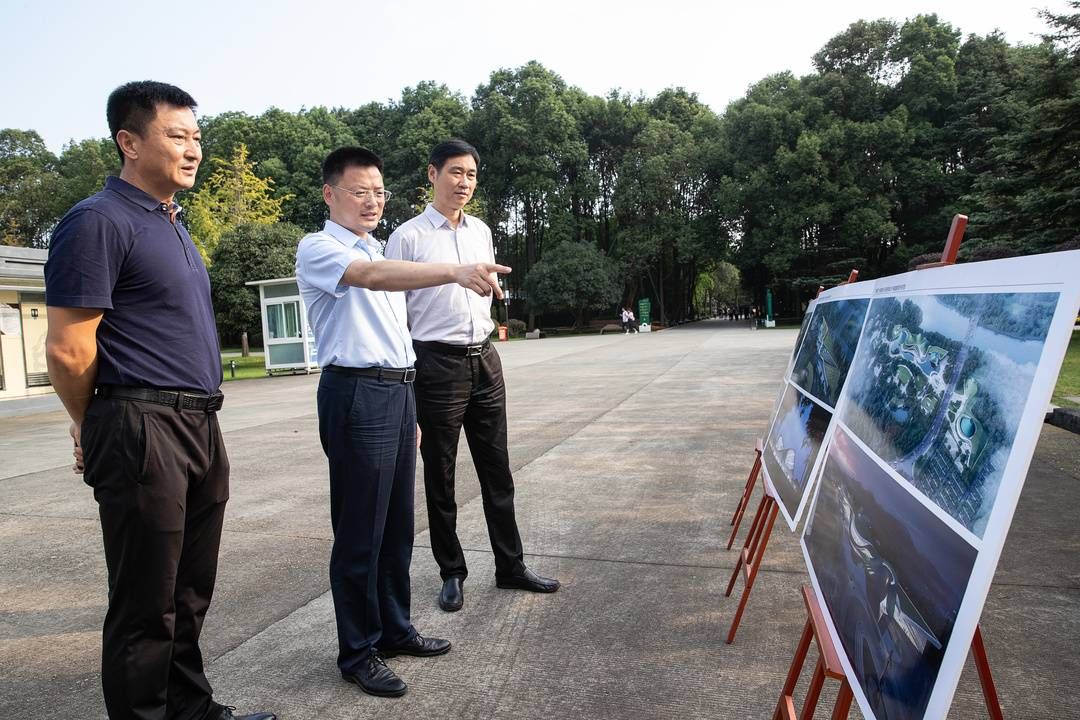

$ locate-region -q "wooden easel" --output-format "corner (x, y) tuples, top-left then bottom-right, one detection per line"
(772, 214), (1004, 720)
(775, 590), (1003, 720)
(774, 586), (853, 720)
(724, 269), (860, 643)
(724, 476), (779, 643)
(727, 439), (763, 549)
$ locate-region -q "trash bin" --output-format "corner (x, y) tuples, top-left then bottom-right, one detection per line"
(498, 325), (508, 341)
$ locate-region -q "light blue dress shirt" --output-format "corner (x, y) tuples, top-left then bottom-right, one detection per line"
(295, 220), (415, 369)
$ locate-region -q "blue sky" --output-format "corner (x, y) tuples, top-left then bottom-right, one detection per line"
(1, 0), (1067, 152)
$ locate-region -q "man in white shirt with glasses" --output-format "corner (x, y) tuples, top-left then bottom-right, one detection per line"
(385, 139), (560, 614)
(295, 146), (509, 698)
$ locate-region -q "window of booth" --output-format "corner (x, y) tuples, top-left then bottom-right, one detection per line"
(267, 301), (302, 339)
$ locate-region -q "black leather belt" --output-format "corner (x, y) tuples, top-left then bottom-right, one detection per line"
(413, 339), (490, 357)
(325, 365), (416, 383)
(96, 385), (225, 412)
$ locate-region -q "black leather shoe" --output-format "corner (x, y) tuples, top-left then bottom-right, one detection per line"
(438, 576), (464, 612)
(341, 651), (407, 697)
(380, 631), (451, 658)
(495, 566), (560, 593)
(214, 705), (276, 720)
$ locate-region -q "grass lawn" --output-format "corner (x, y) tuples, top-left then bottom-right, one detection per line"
(221, 354), (268, 382)
(1052, 329), (1080, 407)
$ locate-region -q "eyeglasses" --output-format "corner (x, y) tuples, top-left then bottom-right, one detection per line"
(331, 185), (392, 202)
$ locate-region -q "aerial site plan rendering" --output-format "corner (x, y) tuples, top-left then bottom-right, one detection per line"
(841, 293), (1058, 536)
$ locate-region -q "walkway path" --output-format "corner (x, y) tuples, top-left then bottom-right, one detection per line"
(1, 321), (1076, 718)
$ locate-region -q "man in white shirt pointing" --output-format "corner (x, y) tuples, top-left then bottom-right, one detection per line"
(386, 139), (560, 613)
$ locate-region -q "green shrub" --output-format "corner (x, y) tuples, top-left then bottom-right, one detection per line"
(507, 318), (527, 337)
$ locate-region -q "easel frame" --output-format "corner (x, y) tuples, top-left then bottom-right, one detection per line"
(767, 214), (1004, 720)
(723, 269), (859, 643)
(774, 586), (853, 720)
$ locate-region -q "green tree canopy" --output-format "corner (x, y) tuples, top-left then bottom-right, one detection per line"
(2, 6), (1076, 326)
(0, 129), (60, 247)
(523, 241), (620, 327)
(185, 143), (292, 264)
(208, 222), (304, 341)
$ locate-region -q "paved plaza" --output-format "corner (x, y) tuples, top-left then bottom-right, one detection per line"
(1, 320), (1077, 719)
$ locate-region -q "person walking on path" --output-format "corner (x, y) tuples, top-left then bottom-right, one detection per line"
(44, 81), (274, 720)
(386, 139), (560, 614)
(296, 146), (510, 697)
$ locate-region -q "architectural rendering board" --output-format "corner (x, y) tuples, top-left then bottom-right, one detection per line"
(804, 427), (976, 720)
(801, 250), (1080, 720)
(786, 300), (816, 375)
(790, 297), (871, 409)
(762, 381), (833, 529)
(761, 288), (871, 528)
(841, 291), (1058, 538)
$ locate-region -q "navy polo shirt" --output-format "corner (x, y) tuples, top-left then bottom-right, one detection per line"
(45, 176), (222, 394)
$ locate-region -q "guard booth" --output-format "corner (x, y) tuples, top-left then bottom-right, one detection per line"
(0, 247), (52, 401)
(245, 277), (318, 374)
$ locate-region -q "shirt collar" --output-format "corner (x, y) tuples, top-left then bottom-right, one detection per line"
(105, 176), (180, 214)
(423, 203), (470, 230)
(324, 219), (379, 253)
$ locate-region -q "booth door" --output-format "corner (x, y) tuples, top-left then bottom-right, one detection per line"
(265, 300), (306, 366)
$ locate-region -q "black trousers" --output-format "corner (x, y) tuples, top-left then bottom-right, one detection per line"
(413, 342), (525, 581)
(317, 370), (416, 674)
(80, 396), (229, 720)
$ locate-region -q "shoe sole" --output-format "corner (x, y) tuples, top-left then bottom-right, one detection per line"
(438, 600), (463, 612)
(380, 643), (452, 658)
(341, 673), (407, 698)
(495, 580), (560, 593)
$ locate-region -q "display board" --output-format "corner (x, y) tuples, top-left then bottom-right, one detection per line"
(760, 288), (872, 530)
(801, 250), (1080, 720)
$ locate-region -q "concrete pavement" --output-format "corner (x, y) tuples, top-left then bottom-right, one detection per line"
(1, 321), (1077, 718)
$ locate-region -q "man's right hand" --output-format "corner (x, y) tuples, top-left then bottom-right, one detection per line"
(455, 263), (511, 298)
(70, 420), (84, 474)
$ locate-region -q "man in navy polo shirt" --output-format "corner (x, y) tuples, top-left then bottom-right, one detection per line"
(45, 81), (273, 720)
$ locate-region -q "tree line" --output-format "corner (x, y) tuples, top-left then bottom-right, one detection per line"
(2, 6), (1077, 335)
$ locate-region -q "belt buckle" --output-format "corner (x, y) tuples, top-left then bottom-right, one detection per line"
(466, 344), (483, 357)
(402, 368), (416, 383)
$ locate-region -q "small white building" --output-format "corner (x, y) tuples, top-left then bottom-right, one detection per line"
(0, 247), (51, 401)
(244, 277), (318, 373)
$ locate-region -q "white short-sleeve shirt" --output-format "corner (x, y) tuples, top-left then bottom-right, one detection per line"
(385, 204), (495, 345)
(295, 220), (415, 368)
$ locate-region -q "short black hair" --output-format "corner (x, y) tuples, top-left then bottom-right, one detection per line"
(322, 146), (384, 186)
(106, 81), (197, 165)
(429, 139), (480, 171)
